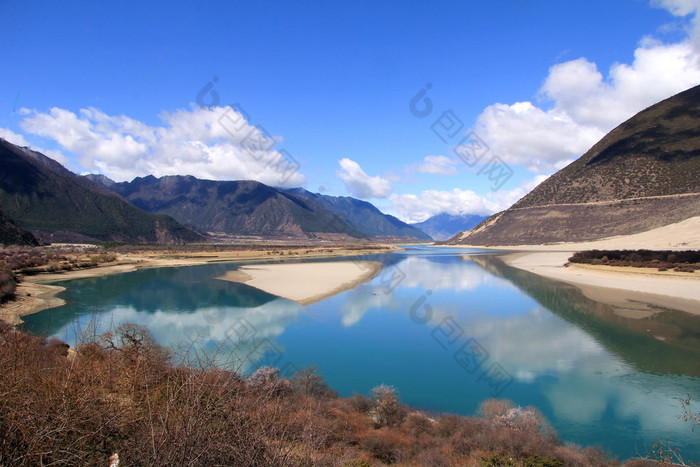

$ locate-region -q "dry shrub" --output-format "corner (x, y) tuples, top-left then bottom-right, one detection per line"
(371, 384), (407, 428)
(449, 417), (489, 456)
(0, 324), (287, 465)
(0, 268), (17, 303)
(402, 411), (434, 436)
(346, 393), (372, 414)
(343, 458), (373, 467)
(337, 410), (374, 444)
(436, 414), (467, 438)
(554, 445), (616, 466)
(100, 323), (170, 366)
(414, 446), (452, 466)
(248, 365), (293, 396)
(0, 322), (621, 466)
(292, 365), (335, 398)
(358, 428), (411, 464)
(479, 398), (514, 420)
(46, 336), (70, 358)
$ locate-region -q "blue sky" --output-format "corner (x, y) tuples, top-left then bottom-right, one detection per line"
(2, 0), (700, 222)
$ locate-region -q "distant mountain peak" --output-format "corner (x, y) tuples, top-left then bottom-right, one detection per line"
(288, 188), (432, 241)
(84, 173), (116, 187)
(411, 213), (487, 241)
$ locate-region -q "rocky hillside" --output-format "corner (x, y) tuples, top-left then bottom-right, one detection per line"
(0, 139), (203, 244)
(448, 84), (700, 245)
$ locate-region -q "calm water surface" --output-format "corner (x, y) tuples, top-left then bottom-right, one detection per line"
(23, 246), (700, 461)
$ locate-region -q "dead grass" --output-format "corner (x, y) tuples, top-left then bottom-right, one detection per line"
(0, 321), (652, 466)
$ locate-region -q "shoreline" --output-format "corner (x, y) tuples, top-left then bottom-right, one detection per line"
(0, 245), (398, 326)
(4, 239), (698, 325)
(445, 216), (700, 316)
(499, 250), (700, 316)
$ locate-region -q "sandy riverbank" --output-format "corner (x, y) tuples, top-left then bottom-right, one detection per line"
(217, 261), (383, 305)
(501, 251), (700, 316)
(455, 217), (700, 316)
(1, 245), (397, 326)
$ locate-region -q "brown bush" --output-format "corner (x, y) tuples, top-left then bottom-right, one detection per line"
(434, 414), (470, 438)
(0, 322), (621, 466)
(248, 365), (293, 396)
(371, 384), (407, 428)
(292, 365), (335, 397)
(346, 393), (372, 414)
(479, 398), (514, 420)
(569, 249), (700, 272)
(358, 428), (411, 464)
(449, 417), (489, 455)
(402, 411), (434, 436)
(0, 268), (17, 303)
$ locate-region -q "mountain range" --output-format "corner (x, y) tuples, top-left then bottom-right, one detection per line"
(85, 175), (430, 241)
(0, 137), (431, 244)
(0, 139), (203, 244)
(447, 84), (700, 245)
(411, 213), (488, 241)
(13, 84), (696, 247)
(286, 188), (431, 240)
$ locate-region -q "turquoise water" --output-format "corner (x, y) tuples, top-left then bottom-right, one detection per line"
(23, 246), (700, 461)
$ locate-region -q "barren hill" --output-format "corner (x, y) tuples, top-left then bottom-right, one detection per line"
(448, 84), (700, 245)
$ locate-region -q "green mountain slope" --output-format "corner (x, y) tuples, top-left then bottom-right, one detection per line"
(0, 209), (39, 246)
(0, 139), (203, 243)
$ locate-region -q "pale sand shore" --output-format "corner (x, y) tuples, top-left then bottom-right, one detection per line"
(455, 217), (700, 316)
(1, 246), (396, 325)
(502, 251), (700, 316)
(216, 261), (383, 305)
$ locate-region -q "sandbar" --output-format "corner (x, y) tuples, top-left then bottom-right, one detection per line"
(501, 251), (700, 315)
(1, 245), (396, 325)
(216, 261), (383, 305)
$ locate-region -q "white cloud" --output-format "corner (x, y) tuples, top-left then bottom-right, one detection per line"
(339, 283), (396, 327)
(390, 189), (496, 223)
(654, 0), (700, 16)
(389, 174), (549, 223)
(415, 155), (458, 175)
(51, 299), (301, 372)
(474, 102), (604, 172)
(17, 106), (306, 187)
(653, 0), (700, 42)
(473, 1), (700, 172)
(337, 158), (392, 199)
(1, 127), (33, 148)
